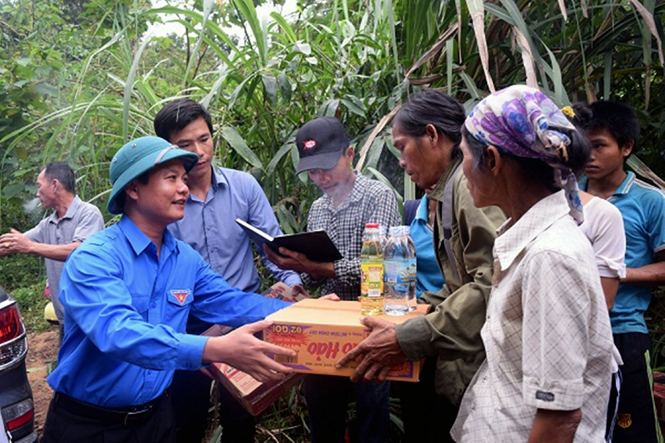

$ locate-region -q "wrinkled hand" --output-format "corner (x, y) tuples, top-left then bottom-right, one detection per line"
(336, 317), (408, 382)
(0, 229), (32, 255)
(202, 319), (295, 383)
(319, 293), (340, 301)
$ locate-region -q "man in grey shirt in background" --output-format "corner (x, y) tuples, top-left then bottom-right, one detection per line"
(0, 162), (104, 340)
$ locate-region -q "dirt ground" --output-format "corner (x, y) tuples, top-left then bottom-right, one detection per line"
(26, 329), (58, 437)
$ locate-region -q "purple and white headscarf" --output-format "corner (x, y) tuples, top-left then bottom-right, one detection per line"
(465, 85), (584, 224)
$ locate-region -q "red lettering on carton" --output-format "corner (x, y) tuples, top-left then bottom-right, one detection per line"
(342, 342), (356, 354)
(264, 300), (424, 382)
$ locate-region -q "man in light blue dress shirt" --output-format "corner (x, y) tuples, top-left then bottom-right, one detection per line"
(155, 99), (302, 443)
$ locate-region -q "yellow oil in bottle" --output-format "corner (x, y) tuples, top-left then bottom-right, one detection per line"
(360, 223), (384, 316)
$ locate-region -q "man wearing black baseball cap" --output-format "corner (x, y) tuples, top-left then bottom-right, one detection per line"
(294, 116), (351, 174)
(42, 136), (296, 443)
(265, 117), (401, 443)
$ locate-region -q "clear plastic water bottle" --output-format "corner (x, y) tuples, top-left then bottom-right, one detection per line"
(383, 226), (417, 316)
(379, 225), (388, 248)
(360, 223), (384, 316)
(403, 227), (418, 312)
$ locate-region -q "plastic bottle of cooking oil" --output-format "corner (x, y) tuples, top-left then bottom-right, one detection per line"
(360, 223), (384, 316)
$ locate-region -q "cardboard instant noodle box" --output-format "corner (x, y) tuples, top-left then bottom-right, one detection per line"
(201, 324), (305, 417)
(263, 299), (424, 382)
(200, 283), (307, 416)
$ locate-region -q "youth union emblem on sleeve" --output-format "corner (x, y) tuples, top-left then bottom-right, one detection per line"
(170, 289), (191, 305)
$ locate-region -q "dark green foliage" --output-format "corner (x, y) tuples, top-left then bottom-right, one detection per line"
(0, 1), (664, 439)
(0, 201), (45, 291)
(0, 255), (43, 299)
(12, 282), (51, 334)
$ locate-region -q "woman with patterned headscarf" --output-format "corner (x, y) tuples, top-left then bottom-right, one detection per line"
(450, 85), (614, 442)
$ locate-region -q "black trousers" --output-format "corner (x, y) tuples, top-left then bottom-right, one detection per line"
(396, 357), (458, 443)
(170, 368), (256, 443)
(304, 374), (390, 443)
(612, 332), (663, 443)
(42, 392), (176, 443)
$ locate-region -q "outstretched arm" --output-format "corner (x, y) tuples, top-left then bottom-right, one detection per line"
(62, 240), (289, 372)
(622, 254), (665, 286)
(0, 229), (80, 261)
(202, 319), (295, 383)
(396, 178), (502, 364)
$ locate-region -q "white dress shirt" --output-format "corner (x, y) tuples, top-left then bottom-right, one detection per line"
(452, 191), (614, 442)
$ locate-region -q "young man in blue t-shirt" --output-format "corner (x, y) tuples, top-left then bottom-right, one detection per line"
(576, 101), (665, 443)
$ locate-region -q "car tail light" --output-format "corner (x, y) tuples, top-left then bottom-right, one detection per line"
(0, 303), (26, 368)
(2, 398), (34, 431)
(0, 304), (22, 343)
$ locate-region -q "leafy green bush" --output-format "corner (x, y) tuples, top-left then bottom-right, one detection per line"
(0, 200), (46, 291)
(11, 281), (51, 333)
(0, 254), (43, 294)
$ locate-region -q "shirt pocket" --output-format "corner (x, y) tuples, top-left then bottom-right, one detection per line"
(166, 289), (193, 308)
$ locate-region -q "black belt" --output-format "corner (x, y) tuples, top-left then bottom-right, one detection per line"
(53, 391), (166, 426)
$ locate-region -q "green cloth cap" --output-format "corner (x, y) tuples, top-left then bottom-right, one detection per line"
(107, 136), (199, 214)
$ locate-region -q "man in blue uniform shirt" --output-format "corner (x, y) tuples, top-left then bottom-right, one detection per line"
(42, 136), (296, 443)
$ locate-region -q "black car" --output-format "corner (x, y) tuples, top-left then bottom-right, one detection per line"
(0, 285), (38, 442)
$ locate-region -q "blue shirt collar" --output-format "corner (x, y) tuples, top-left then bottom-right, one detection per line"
(579, 171), (635, 197)
(415, 194), (429, 222)
(211, 166), (228, 191)
(118, 216), (178, 257)
(614, 171), (635, 195)
(187, 166), (227, 203)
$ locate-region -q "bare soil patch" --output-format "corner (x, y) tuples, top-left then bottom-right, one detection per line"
(26, 329), (58, 437)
